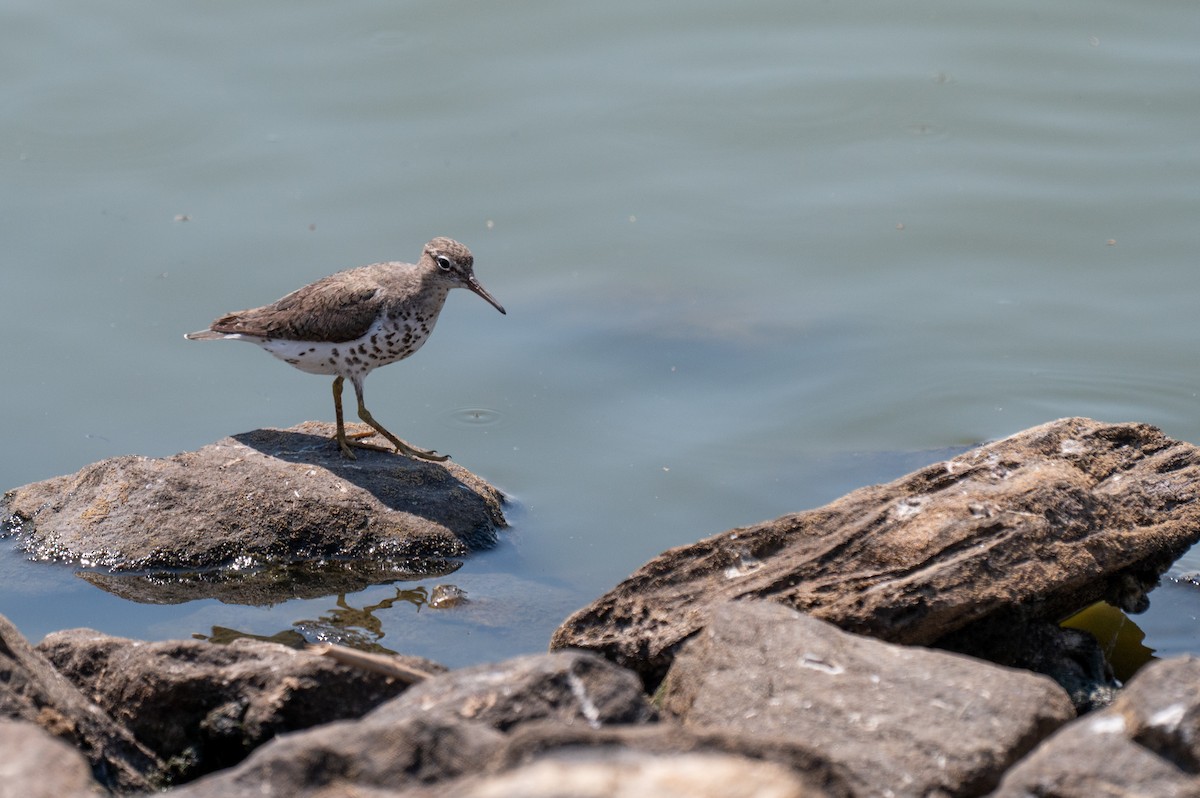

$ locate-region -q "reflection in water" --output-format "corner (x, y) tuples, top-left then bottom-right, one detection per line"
(1061, 601), (1154, 682)
(195, 626), (309, 649)
(78, 558), (462, 607)
(197, 584), (467, 654)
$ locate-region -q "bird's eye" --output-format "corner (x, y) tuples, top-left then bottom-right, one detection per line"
(436, 255), (452, 271)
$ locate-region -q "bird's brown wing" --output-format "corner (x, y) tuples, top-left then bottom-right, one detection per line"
(209, 271), (383, 343)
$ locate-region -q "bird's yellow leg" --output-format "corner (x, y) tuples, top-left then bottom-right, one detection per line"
(331, 377), (381, 459)
(355, 396), (449, 462)
(333, 376), (449, 462)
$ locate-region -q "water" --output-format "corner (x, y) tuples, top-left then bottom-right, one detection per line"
(2, 0), (1199, 668)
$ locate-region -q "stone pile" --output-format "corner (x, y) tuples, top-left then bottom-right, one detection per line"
(3, 418), (1200, 796)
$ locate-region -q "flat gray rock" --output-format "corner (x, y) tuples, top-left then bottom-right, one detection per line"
(552, 418), (1200, 685)
(659, 601), (1074, 798)
(1, 422), (507, 577)
(994, 655), (1200, 797)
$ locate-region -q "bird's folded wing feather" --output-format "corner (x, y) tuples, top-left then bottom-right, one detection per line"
(210, 275), (383, 343)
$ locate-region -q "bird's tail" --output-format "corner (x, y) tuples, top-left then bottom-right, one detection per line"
(184, 329), (225, 341)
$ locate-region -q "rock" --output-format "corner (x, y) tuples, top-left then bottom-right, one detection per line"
(0, 719), (102, 798)
(657, 601), (1074, 797)
(552, 419), (1200, 686)
(164, 651), (654, 797)
(37, 629), (442, 784)
(1, 422), (507, 582)
(994, 655), (1200, 797)
(449, 749), (817, 798)
(0, 615), (161, 793)
(938, 616), (1120, 712)
(383, 649), (656, 728)
(485, 722), (852, 797)
(429, 583), (469, 608)
(167, 714), (506, 798)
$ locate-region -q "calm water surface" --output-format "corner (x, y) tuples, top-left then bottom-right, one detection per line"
(2, 0), (1199, 667)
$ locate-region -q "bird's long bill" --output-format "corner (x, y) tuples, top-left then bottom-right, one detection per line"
(468, 278), (507, 315)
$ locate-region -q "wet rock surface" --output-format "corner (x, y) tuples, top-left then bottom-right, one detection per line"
(551, 418), (1200, 687)
(1, 422), (507, 578)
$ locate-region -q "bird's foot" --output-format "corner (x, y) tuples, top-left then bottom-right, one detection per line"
(334, 431), (450, 462)
(393, 439), (451, 462)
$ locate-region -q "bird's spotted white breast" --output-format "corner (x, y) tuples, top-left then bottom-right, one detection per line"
(243, 311), (440, 379)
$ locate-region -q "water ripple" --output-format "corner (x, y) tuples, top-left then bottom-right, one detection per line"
(441, 407), (505, 429)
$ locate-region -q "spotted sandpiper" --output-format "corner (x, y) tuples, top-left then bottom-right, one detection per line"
(185, 237), (505, 461)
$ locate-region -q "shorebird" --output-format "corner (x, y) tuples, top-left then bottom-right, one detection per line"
(185, 237), (505, 461)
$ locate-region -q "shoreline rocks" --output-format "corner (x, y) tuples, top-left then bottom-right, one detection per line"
(551, 418), (1200, 694)
(3, 417), (1200, 795)
(8, 608), (1200, 797)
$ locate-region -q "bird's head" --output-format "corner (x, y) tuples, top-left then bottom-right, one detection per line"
(423, 237), (506, 315)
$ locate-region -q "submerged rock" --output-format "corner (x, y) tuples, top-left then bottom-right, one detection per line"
(1, 422), (507, 580)
(552, 418), (1200, 687)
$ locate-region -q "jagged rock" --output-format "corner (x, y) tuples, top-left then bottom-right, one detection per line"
(1, 422), (506, 586)
(383, 649), (656, 728)
(993, 655), (1200, 796)
(552, 419), (1200, 686)
(0, 719), (102, 798)
(0, 615), (161, 793)
(37, 629), (444, 784)
(658, 601), (1074, 797)
(163, 651), (655, 797)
